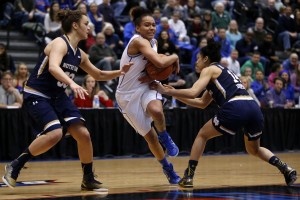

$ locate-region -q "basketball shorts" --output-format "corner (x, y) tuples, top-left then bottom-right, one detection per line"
(116, 87), (163, 136)
(212, 98), (264, 141)
(23, 92), (85, 136)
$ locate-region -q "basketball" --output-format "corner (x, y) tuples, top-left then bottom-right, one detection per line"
(145, 54), (175, 81)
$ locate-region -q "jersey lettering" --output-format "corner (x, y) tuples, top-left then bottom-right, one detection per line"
(57, 71), (75, 88)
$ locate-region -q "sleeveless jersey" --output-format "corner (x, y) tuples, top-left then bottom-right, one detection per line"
(206, 64), (248, 107)
(117, 34), (157, 93)
(24, 35), (81, 98)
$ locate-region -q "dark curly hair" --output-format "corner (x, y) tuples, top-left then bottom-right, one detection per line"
(200, 39), (221, 63)
(131, 6), (153, 27)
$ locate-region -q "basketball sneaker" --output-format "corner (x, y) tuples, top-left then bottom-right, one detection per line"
(281, 164), (297, 186)
(2, 161), (22, 188)
(163, 163), (181, 184)
(81, 172), (103, 191)
(158, 134), (179, 157)
(178, 168), (194, 188)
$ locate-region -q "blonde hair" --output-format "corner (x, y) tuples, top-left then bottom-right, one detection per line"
(82, 75), (100, 97)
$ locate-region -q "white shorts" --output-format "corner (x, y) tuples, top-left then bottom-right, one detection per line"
(116, 86), (163, 136)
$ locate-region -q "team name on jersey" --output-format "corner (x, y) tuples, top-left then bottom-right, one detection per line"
(62, 63), (78, 72)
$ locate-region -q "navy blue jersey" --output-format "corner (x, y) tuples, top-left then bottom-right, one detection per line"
(206, 64), (248, 107)
(25, 35), (81, 98)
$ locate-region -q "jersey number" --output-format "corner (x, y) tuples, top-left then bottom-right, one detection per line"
(227, 70), (239, 83)
(57, 71), (75, 88)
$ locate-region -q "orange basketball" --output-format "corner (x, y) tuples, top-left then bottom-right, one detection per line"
(145, 54), (175, 81)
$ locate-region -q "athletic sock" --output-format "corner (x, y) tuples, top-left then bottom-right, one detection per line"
(269, 156), (286, 171)
(159, 156), (170, 168)
(14, 148), (32, 168)
(186, 160), (198, 178)
(82, 162), (93, 175)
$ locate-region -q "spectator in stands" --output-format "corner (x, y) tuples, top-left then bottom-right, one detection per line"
(13, 0), (35, 29)
(280, 69), (295, 104)
(235, 29), (258, 66)
(241, 52), (264, 79)
(155, 17), (178, 46)
(182, 0), (201, 24)
(0, 43), (16, 75)
(168, 11), (188, 43)
(56, 0), (74, 10)
(152, 7), (162, 25)
(211, 1), (231, 30)
(44, 1), (61, 44)
(162, 0), (184, 19)
(202, 10), (212, 32)
(277, 5), (297, 51)
(251, 69), (269, 105)
(166, 71), (187, 107)
(73, 75), (114, 108)
(88, 2), (104, 34)
(89, 32), (120, 72)
(283, 52), (300, 74)
(240, 76), (260, 106)
(214, 27), (231, 58)
(185, 52), (200, 88)
(220, 57), (229, 68)
(0, 2), (14, 28)
(250, 17), (268, 46)
(190, 37), (207, 70)
(242, 66), (254, 83)
(157, 30), (178, 56)
(13, 62), (29, 94)
(85, 22), (96, 53)
(264, 77), (293, 108)
(268, 62), (283, 88)
(290, 61), (300, 103)
(187, 14), (207, 46)
(262, 0), (280, 35)
(111, 0), (127, 17)
(34, 0), (50, 24)
(0, 71), (23, 108)
(102, 22), (124, 58)
(226, 49), (241, 77)
(258, 33), (280, 75)
(98, 0), (124, 36)
(226, 19), (242, 50)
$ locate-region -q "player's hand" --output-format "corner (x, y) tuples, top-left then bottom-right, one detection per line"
(139, 73), (154, 83)
(150, 81), (174, 94)
(70, 82), (88, 99)
(120, 62), (134, 75)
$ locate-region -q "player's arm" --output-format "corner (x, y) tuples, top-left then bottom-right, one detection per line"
(152, 67), (213, 99)
(135, 38), (178, 69)
(47, 38), (88, 99)
(176, 90), (213, 109)
(79, 50), (133, 81)
(47, 38), (78, 86)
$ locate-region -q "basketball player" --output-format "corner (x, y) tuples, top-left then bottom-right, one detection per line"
(115, 7), (181, 184)
(151, 39), (297, 187)
(2, 10), (132, 190)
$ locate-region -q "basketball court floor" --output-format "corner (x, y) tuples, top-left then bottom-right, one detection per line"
(0, 152), (299, 199)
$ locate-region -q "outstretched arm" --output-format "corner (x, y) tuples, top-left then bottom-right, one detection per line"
(176, 90), (213, 109)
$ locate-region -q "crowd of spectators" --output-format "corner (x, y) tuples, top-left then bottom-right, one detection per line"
(1, 0), (300, 108)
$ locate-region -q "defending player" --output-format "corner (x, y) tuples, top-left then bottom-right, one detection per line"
(151, 39), (297, 187)
(2, 9), (132, 190)
(115, 6), (181, 184)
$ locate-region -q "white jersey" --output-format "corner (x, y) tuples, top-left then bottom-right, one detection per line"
(117, 34), (157, 94)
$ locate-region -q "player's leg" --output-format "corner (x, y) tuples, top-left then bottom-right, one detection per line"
(144, 128), (181, 184)
(179, 119), (222, 188)
(68, 122), (103, 191)
(147, 99), (179, 157)
(244, 136), (297, 186)
(2, 95), (63, 188)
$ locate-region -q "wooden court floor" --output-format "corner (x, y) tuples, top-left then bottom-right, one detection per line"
(0, 152), (299, 199)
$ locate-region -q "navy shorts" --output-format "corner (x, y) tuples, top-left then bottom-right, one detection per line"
(23, 92), (85, 136)
(212, 99), (264, 141)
